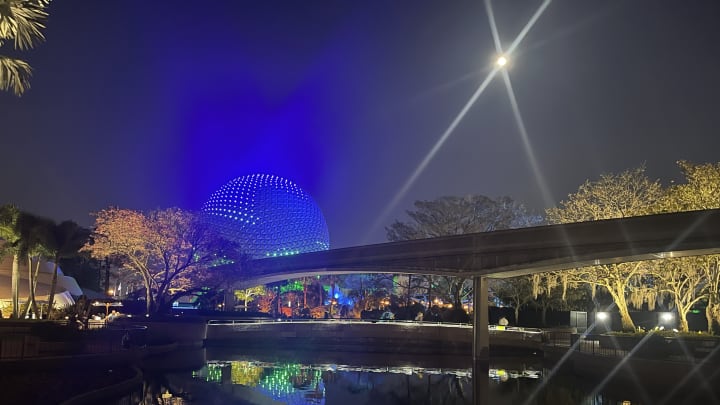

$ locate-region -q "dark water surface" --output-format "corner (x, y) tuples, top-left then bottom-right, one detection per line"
(127, 348), (718, 405)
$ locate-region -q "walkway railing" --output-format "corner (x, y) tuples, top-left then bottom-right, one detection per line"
(544, 331), (720, 363)
(207, 318), (544, 339)
(208, 318), (472, 328)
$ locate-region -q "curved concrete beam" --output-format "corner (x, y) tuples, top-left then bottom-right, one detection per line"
(237, 209), (720, 287)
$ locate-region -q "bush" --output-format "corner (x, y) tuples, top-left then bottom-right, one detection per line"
(442, 308), (470, 323)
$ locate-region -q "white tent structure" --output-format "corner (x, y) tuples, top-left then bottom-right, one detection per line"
(0, 255), (83, 315)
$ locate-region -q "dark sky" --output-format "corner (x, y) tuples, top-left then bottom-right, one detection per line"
(2, 0), (719, 248)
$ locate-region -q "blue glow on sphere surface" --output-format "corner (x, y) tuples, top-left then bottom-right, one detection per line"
(201, 174), (330, 258)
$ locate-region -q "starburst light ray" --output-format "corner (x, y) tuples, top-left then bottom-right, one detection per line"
(521, 304), (611, 405)
(585, 331), (657, 403)
(500, 69), (555, 208)
(521, 326), (593, 404)
(507, 0), (552, 56)
(365, 66), (501, 243)
(484, 0), (503, 54)
(655, 335), (720, 405)
(364, 1), (552, 242)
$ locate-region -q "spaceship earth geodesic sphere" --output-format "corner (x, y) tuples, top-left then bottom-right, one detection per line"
(201, 174), (330, 258)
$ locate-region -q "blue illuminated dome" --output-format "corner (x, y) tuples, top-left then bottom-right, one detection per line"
(201, 174), (330, 258)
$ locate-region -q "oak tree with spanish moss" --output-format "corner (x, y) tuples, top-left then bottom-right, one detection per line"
(545, 167), (664, 331)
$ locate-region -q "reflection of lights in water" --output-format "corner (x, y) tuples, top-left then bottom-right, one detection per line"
(180, 356), (706, 404)
(257, 363), (325, 403)
(200, 360), (550, 383)
(202, 363), (224, 384)
(489, 368), (542, 382)
(196, 360), (552, 404)
(193, 361), (234, 384)
(231, 361), (263, 386)
(198, 360), (476, 402)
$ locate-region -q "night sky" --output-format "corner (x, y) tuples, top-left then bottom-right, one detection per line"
(2, 0), (719, 248)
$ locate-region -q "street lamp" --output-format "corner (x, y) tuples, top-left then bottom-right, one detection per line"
(496, 55), (508, 67)
(595, 311), (611, 332)
(658, 312), (675, 329)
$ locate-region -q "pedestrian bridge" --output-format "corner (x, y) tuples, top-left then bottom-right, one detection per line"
(241, 209), (720, 286)
(236, 209), (720, 365)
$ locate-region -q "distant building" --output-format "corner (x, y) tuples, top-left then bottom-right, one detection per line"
(0, 254), (83, 316)
(201, 174), (330, 258)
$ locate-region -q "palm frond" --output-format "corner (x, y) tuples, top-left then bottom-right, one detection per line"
(0, 0), (48, 49)
(0, 54), (31, 95)
(11, 4), (46, 50)
(0, 3), (13, 40)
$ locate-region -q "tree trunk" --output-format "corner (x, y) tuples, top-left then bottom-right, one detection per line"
(428, 276), (433, 308)
(675, 300), (692, 332)
(611, 294), (635, 332)
(46, 259), (60, 319)
(706, 296), (715, 335)
(678, 312), (689, 332)
(139, 270), (153, 315)
(331, 278), (336, 302)
(452, 278), (463, 308)
(11, 254), (19, 318)
(541, 305), (548, 327)
(30, 257), (40, 317)
(454, 283), (462, 308)
(223, 290), (233, 312)
(24, 256), (39, 319)
(24, 257), (33, 318)
(303, 278), (307, 308)
(617, 304), (635, 331)
(514, 305), (520, 326)
(145, 284), (153, 315)
(405, 275), (411, 306)
(610, 282), (636, 331)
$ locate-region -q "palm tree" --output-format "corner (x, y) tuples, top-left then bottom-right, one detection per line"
(0, 0), (52, 96)
(45, 221), (89, 318)
(0, 204), (22, 318)
(15, 211), (52, 318)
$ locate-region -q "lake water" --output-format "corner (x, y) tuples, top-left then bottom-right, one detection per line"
(125, 348), (717, 405)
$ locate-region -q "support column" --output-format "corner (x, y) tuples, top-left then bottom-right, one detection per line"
(472, 276), (489, 404)
(472, 276), (489, 363)
(224, 290), (235, 312)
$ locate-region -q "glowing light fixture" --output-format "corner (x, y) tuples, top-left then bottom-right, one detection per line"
(496, 55), (508, 67)
(596, 312), (609, 321)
